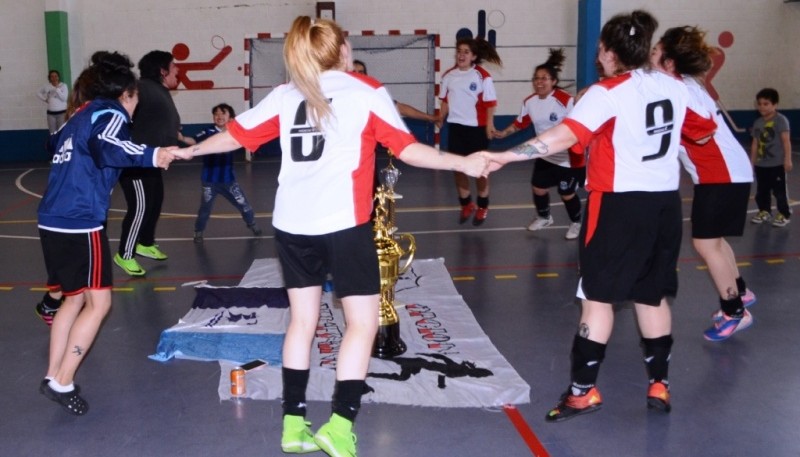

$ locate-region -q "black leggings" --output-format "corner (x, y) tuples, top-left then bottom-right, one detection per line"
(118, 169), (164, 258)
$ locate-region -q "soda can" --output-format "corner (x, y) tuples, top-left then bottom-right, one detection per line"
(230, 367), (246, 396)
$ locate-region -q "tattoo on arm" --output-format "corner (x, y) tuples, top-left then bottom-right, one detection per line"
(510, 138), (549, 158)
(72, 346), (84, 356)
(578, 323), (590, 339)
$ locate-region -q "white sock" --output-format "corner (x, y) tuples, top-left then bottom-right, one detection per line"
(48, 379), (75, 393)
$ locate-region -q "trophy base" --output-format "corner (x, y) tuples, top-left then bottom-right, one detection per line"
(372, 322), (407, 359)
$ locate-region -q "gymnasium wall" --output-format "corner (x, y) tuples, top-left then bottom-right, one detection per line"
(1, 0), (797, 162)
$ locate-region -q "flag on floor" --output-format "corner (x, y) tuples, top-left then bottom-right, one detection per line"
(149, 286), (289, 366)
(216, 257), (530, 408)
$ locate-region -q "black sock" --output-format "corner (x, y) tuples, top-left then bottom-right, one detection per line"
(332, 379), (368, 422)
(42, 292), (62, 310)
(642, 335), (673, 383)
(458, 195), (472, 207)
(563, 196), (582, 223)
(570, 335), (606, 394)
(736, 277), (747, 296)
(533, 193), (550, 217)
(476, 196), (489, 209)
(282, 368), (310, 417)
(720, 296), (744, 317)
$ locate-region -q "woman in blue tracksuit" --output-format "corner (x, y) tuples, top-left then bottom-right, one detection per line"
(37, 51), (173, 416)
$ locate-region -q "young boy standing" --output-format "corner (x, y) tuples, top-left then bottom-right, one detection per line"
(750, 88), (793, 227)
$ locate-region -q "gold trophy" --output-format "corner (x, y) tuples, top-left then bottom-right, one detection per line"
(372, 159), (416, 359)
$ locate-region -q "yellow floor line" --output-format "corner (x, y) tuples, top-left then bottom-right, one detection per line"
(536, 273), (559, 278)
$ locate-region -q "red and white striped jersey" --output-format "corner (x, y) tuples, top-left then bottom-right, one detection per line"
(228, 71), (416, 235)
(513, 88), (574, 166)
(563, 69), (716, 192)
(439, 64), (498, 127)
(679, 77), (753, 184)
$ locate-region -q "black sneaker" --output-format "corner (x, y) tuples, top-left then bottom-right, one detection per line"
(35, 293), (62, 327)
(193, 231), (203, 243)
(40, 379), (89, 416)
(249, 225), (262, 237)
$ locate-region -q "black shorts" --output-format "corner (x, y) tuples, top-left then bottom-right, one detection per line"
(530, 159), (586, 195)
(274, 223), (380, 297)
(39, 228), (114, 295)
(446, 123), (488, 156)
(578, 191), (682, 306)
(691, 183), (751, 239)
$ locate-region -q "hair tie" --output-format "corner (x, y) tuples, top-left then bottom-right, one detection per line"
(629, 26), (636, 36)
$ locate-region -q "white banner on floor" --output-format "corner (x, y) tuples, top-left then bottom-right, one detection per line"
(218, 258), (530, 408)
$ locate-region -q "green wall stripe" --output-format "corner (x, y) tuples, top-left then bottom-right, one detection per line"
(44, 10), (71, 86)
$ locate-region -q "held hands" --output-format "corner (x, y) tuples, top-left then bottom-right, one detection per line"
(170, 147), (194, 161)
(462, 151), (501, 178)
(493, 129), (510, 139)
(155, 146), (194, 170)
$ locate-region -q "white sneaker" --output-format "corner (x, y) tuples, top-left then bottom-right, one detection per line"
(527, 215), (554, 231)
(565, 222), (581, 240)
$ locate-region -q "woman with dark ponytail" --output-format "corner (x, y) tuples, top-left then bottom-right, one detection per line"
(37, 51), (174, 416)
(486, 10), (717, 422)
(495, 48), (585, 239)
(438, 37), (502, 226)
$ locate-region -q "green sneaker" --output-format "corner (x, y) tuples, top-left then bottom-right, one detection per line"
(114, 253), (146, 276)
(314, 414), (357, 457)
(135, 243), (168, 260)
(281, 415), (320, 454)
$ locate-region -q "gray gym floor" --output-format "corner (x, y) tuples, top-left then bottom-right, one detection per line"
(1, 151), (798, 456)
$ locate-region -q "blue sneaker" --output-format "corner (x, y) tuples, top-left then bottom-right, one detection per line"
(704, 309), (753, 341)
(741, 289), (757, 308)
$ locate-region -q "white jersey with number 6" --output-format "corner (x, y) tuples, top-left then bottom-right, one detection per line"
(228, 71), (416, 235)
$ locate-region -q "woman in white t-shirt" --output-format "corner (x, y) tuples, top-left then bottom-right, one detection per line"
(173, 16), (490, 456)
(487, 10), (716, 422)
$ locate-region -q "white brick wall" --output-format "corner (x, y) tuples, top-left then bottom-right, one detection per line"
(1, 0), (796, 131)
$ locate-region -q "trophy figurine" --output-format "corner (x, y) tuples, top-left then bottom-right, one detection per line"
(372, 159), (415, 359)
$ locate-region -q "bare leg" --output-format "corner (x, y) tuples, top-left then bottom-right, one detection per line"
(693, 237), (739, 299)
(476, 176), (489, 199)
(336, 295), (379, 380)
(50, 289), (112, 385)
(579, 299), (615, 344)
(634, 298), (672, 338)
(453, 172), (471, 199)
(282, 286), (323, 370)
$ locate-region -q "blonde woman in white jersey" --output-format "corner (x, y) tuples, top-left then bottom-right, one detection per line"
(652, 26), (756, 342)
(172, 16), (490, 457)
(486, 10), (716, 422)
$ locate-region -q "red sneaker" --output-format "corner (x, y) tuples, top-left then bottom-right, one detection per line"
(472, 207), (489, 226)
(545, 386), (603, 422)
(647, 381), (671, 412)
(459, 202), (476, 224)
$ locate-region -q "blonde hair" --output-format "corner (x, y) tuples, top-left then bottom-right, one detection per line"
(284, 16), (346, 128)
